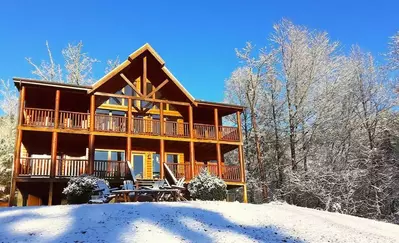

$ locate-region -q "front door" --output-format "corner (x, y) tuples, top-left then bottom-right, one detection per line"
(132, 153), (145, 179)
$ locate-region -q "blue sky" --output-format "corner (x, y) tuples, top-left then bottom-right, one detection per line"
(0, 1), (398, 102)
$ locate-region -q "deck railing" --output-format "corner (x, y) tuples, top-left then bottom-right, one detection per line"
(194, 124), (216, 140)
(219, 126), (240, 142)
(21, 108), (240, 142)
(222, 165), (241, 181)
(194, 162), (218, 177)
(132, 118), (161, 136)
(165, 162), (191, 179)
(93, 160), (128, 179)
(164, 121), (190, 138)
(19, 157), (51, 176)
(95, 114), (127, 133)
(59, 111), (89, 130)
(56, 159), (89, 177)
(24, 108), (54, 127)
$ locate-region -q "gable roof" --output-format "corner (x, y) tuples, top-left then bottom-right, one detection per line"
(88, 43), (196, 105)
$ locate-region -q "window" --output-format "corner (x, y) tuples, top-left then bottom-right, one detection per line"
(111, 151), (125, 161)
(153, 154), (160, 179)
(94, 150), (108, 160)
(166, 154), (179, 163)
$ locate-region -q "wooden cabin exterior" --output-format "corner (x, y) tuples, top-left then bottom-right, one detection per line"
(9, 44), (247, 206)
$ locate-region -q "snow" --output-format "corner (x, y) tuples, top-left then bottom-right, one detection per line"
(0, 201), (398, 243)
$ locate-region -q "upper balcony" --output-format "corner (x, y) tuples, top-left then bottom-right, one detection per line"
(22, 107), (240, 142)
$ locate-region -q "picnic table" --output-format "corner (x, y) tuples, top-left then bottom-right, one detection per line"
(113, 189), (180, 202)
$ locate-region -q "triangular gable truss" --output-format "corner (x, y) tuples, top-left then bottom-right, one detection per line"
(88, 43), (196, 105)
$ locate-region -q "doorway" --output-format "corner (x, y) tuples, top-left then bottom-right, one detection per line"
(131, 153), (145, 179)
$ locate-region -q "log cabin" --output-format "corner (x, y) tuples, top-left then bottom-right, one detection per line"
(9, 43), (247, 206)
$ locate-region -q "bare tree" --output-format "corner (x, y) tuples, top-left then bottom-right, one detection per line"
(105, 56), (121, 74)
(26, 41), (98, 85)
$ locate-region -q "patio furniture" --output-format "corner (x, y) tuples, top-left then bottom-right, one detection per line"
(88, 180), (118, 204)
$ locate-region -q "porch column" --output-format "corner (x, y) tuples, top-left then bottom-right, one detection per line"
(50, 90), (60, 178)
(214, 108), (222, 177)
(188, 105), (195, 179)
(9, 86), (26, 206)
(48, 182), (54, 206)
(237, 111), (245, 183)
(160, 102), (164, 136)
(243, 184), (248, 203)
(126, 98), (132, 164)
(88, 95), (95, 174)
(160, 139), (165, 179)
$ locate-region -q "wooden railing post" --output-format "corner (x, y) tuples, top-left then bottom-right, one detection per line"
(88, 95), (95, 175)
(160, 139), (164, 179)
(54, 90), (60, 128)
(160, 102), (164, 136)
(237, 111), (245, 183)
(50, 90), (60, 178)
(189, 105), (195, 179)
(214, 108), (222, 177)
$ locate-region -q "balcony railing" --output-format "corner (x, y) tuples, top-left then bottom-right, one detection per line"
(24, 108), (54, 127)
(59, 111), (89, 130)
(95, 114), (127, 133)
(21, 108), (240, 142)
(219, 126), (240, 142)
(17, 159), (242, 182)
(19, 157), (51, 176)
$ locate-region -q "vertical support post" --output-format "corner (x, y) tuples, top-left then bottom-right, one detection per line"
(160, 102), (164, 136)
(243, 184), (248, 203)
(126, 98), (132, 171)
(214, 108), (219, 140)
(48, 182), (54, 206)
(237, 111), (245, 183)
(88, 95), (95, 174)
(160, 139), (164, 179)
(54, 90), (60, 128)
(143, 56), (147, 96)
(216, 143), (222, 177)
(127, 98), (132, 134)
(9, 86), (25, 206)
(50, 90), (60, 178)
(214, 108), (222, 177)
(188, 105), (195, 179)
(50, 132), (58, 178)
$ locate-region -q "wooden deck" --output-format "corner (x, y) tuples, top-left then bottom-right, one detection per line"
(23, 108), (240, 142)
(17, 157), (242, 182)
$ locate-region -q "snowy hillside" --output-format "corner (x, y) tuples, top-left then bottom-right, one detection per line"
(0, 201), (398, 243)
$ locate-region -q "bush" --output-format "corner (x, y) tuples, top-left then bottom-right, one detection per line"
(62, 175), (101, 204)
(188, 169), (227, 201)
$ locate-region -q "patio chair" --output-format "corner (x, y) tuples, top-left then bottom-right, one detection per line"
(88, 180), (118, 204)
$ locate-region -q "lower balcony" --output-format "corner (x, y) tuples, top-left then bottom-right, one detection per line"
(17, 157), (242, 182)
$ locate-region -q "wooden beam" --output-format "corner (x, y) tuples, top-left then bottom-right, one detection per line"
(90, 95), (95, 132)
(94, 92), (191, 106)
(143, 56), (147, 96)
(189, 105), (195, 177)
(243, 184), (248, 203)
(18, 86), (26, 126)
(120, 73), (143, 97)
(14, 129), (23, 179)
(88, 135), (95, 174)
(214, 108), (219, 140)
(237, 111), (243, 142)
(127, 98), (132, 134)
(160, 102), (164, 136)
(8, 179), (16, 206)
(145, 79), (169, 98)
(160, 139), (165, 179)
(54, 90), (60, 128)
(238, 144), (245, 183)
(216, 143), (222, 177)
(88, 60), (130, 94)
(50, 132), (58, 178)
(126, 137), (131, 162)
(48, 182), (54, 206)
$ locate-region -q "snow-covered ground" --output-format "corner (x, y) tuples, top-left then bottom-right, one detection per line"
(0, 201), (398, 243)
